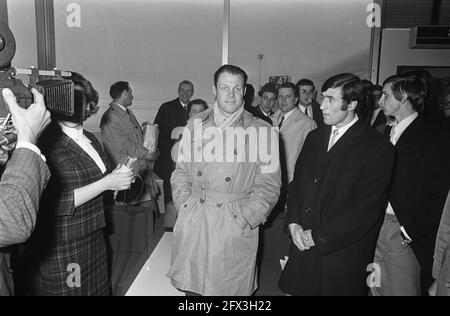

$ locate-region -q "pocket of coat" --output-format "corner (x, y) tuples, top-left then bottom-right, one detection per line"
(227, 201), (247, 231)
(179, 196), (198, 224)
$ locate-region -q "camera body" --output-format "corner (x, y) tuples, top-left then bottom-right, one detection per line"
(0, 22), (76, 150)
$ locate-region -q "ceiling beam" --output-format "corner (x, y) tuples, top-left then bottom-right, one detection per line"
(0, 0), (8, 25)
(222, 0), (230, 65)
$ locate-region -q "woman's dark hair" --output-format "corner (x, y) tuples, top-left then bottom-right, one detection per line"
(54, 72), (99, 123)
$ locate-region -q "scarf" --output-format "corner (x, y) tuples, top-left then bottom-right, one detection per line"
(213, 101), (244, 133)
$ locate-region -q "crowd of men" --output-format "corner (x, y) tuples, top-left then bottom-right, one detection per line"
(0, 63), (449, 296)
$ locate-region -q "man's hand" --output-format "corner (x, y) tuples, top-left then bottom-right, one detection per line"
(288, 223), (311, 252)
(2, 88), (51, 145)
(428, 280), (437, 296)
(301, 229), (316, 248)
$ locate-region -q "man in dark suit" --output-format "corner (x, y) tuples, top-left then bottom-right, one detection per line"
(372, 73), (450, 296)
(0, 88), (51, 295)
(368, 84), (388, 133)
(154, 81), (192, 208)
(296, 79), (325, 128)
(278, 73), (395, 296)
(250, 82), (277, 125)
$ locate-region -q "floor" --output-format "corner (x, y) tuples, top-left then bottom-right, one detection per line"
(123, 208), (290, 296)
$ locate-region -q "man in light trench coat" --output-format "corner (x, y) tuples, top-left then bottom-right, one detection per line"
(167, 64), (281, 296)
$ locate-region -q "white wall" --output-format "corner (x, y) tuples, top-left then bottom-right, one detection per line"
(7, 0), (37, 83)
(7, 0), (374, 133)
(379, 29), (450, 84)
(230, 0), (373, 93)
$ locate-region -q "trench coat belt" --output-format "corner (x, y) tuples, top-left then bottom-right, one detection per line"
(191, 188), (249, 205)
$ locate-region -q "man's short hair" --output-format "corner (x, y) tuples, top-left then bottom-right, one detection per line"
(179, 80), (194, 90)
(321, 73), (363, 110)
(278, 82), (299, 98)
(296, 79), (315, 91)
(214, 64), (248, 88)
(383, 72), (428, 112)
(187, 99), (208, 113)
(110, 81), (130, 99)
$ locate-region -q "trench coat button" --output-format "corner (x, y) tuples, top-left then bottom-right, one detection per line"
(217, 203), (223, 208)
(234, 149), (238, 155)
(225, 177), (231, 182)
(184, 204), (188, 208)
(197, 171), (203, 177)
(314, 177), (319, 183)
(305, 208), (312, 214)
(233, 214), (238, 219)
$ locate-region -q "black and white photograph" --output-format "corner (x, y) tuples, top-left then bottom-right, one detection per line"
(0, 0), (449, 299)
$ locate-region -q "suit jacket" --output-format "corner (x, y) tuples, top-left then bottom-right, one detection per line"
(154, 98), (189, 203)
(251, 105), (273, 125)
(34, 126), (112, 243)
(279, 120), (395, 295)
(272, 108), (317, 185)
(299, 100), (325, 129)
(433, 190), (450, 292)
(0, 148), (50, 296)
(371, 109), (387, 128)
(100, 103), (154, 173)
(389, 116), (450, 290)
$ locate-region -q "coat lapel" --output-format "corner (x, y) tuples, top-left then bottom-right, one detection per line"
(315, 120), (366, 172)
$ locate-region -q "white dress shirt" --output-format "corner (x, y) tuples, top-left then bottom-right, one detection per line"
(112, 102), (127, 113)
(385, 112), (419, 241)
(59, 123), (107, 174)
(16, 142), (46, 162)
(299, 104), (313, 119)
(328, 115), (359, 150)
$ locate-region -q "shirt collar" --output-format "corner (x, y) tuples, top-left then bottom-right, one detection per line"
(179, 100), (188, 109)
(393, 112), (418, 135)
(332, 115), (359, 135)
(112, 102), (127, 113)
(259, 106), (271, 117)
(58, 122), (89, 143)
(282, 107), (296, 121)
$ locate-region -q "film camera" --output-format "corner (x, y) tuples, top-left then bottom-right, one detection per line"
(0, 22), (81, 150)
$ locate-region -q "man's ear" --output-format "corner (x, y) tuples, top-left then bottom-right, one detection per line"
(401, 92), (408, 103)
(313, 90), (318, 100)
(347, 100), (358, 111)
(213, 85), (217, 97)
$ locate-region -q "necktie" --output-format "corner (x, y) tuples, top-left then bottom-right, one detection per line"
(328, 129), (339, 151)
(389, 124), (396, 145)
(305, 107), (312, 119)
(278, 116), (285, 129)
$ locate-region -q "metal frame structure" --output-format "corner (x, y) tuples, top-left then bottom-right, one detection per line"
(35, 0), (55, 70)
(368, 0), (384, 84)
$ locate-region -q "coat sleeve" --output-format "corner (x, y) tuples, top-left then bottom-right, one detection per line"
(285, 133), (315, 227)
(241, 127), (281, 229)
(101, 115), (153, 164)
(170, 125), (193, 210)
(311, 143), (395, 256)
(0, 149), (50, 248)
(433, 191), (450, 279)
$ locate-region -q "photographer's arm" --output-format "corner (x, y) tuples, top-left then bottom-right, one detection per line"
(0, 88), (51, 247)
